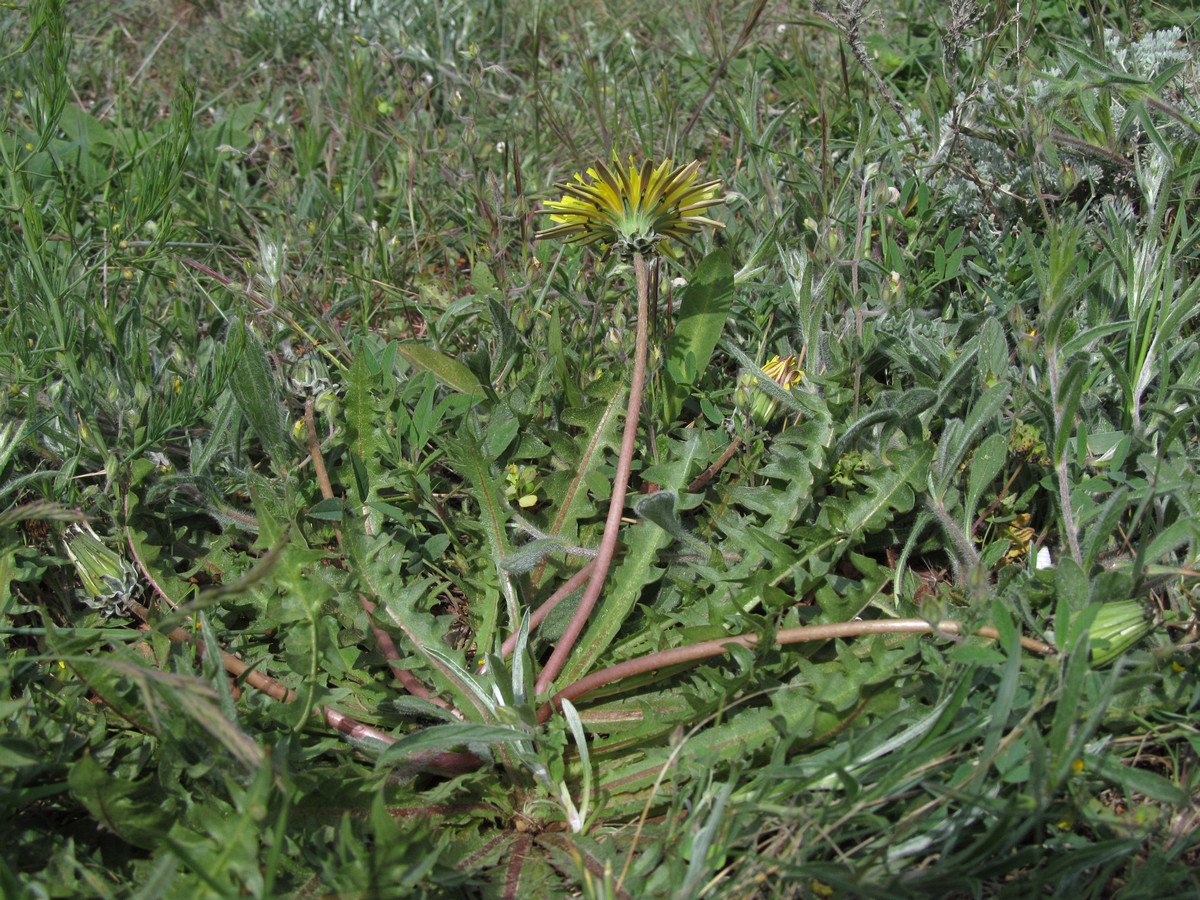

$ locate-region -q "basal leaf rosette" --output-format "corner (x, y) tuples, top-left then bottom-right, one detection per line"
(536, 158), (723, 260)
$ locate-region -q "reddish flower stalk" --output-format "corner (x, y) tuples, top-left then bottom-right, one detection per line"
(534, 253), (653, 695)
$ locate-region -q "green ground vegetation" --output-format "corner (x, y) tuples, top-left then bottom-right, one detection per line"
(2, 0), (1200, 896)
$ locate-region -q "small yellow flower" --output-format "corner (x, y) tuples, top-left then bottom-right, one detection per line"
(505, 464), (540, 509)
(1002, 512), (1035, 561)
(536, 158), (724, 259)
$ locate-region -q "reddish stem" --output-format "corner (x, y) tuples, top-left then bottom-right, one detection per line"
(500, 560), (595, 660)
(534, 253), (652, 696)
(536, 619), (1056, 723)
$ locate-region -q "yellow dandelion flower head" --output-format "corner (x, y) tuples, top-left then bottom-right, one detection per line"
(760, 354), (803, 390)
(736, 354), (803, 428)
(1002, 512), (1035, 561)
(536, 157), (724, 259)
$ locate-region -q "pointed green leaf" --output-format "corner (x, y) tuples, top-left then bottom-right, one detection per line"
(963, 431), (1009, 533)
(227, 320), (290, 472)
(542, 383), (625, 548)
(662, 250), (734, 421)
(69, 754), (176, 851)
(377, 724), (533, 767)
(1083, 750), (1189, 804)
(558, 437), (703, 685)
(307, 497), (344, 521)
(437, 434), (511, 650)
(395, 341), (484, 396)
(344, 350), (389, 533)
(935, 380), (1009, 493)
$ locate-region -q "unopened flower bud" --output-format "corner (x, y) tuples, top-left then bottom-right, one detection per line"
(873, 182), (900, 208)
(880, 270), (904, 305)
(1086, 600), (1157, 666)
(63, 524), (138, 617)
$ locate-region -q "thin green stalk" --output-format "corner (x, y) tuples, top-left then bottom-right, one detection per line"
(1048, 352), (1084, 565)
(535, 253), (651, 696)
(294, 612), (320, 733)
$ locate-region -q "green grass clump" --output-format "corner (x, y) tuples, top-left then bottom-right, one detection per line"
(2, 0), (1199, 897)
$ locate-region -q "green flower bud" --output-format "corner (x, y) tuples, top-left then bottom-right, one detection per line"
(63, 524), (139, 617)
(880, 270), (904, 305)
(872, 181), (900, 209)
(1087, 600), (1157, 666)
(733, 372), (756, 419)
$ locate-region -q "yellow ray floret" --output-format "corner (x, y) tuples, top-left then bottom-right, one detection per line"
(536, 158), (724, 258)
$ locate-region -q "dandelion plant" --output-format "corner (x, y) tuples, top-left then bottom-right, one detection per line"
(532, 158), (724, 694)
(9, 3), (1199, 895)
